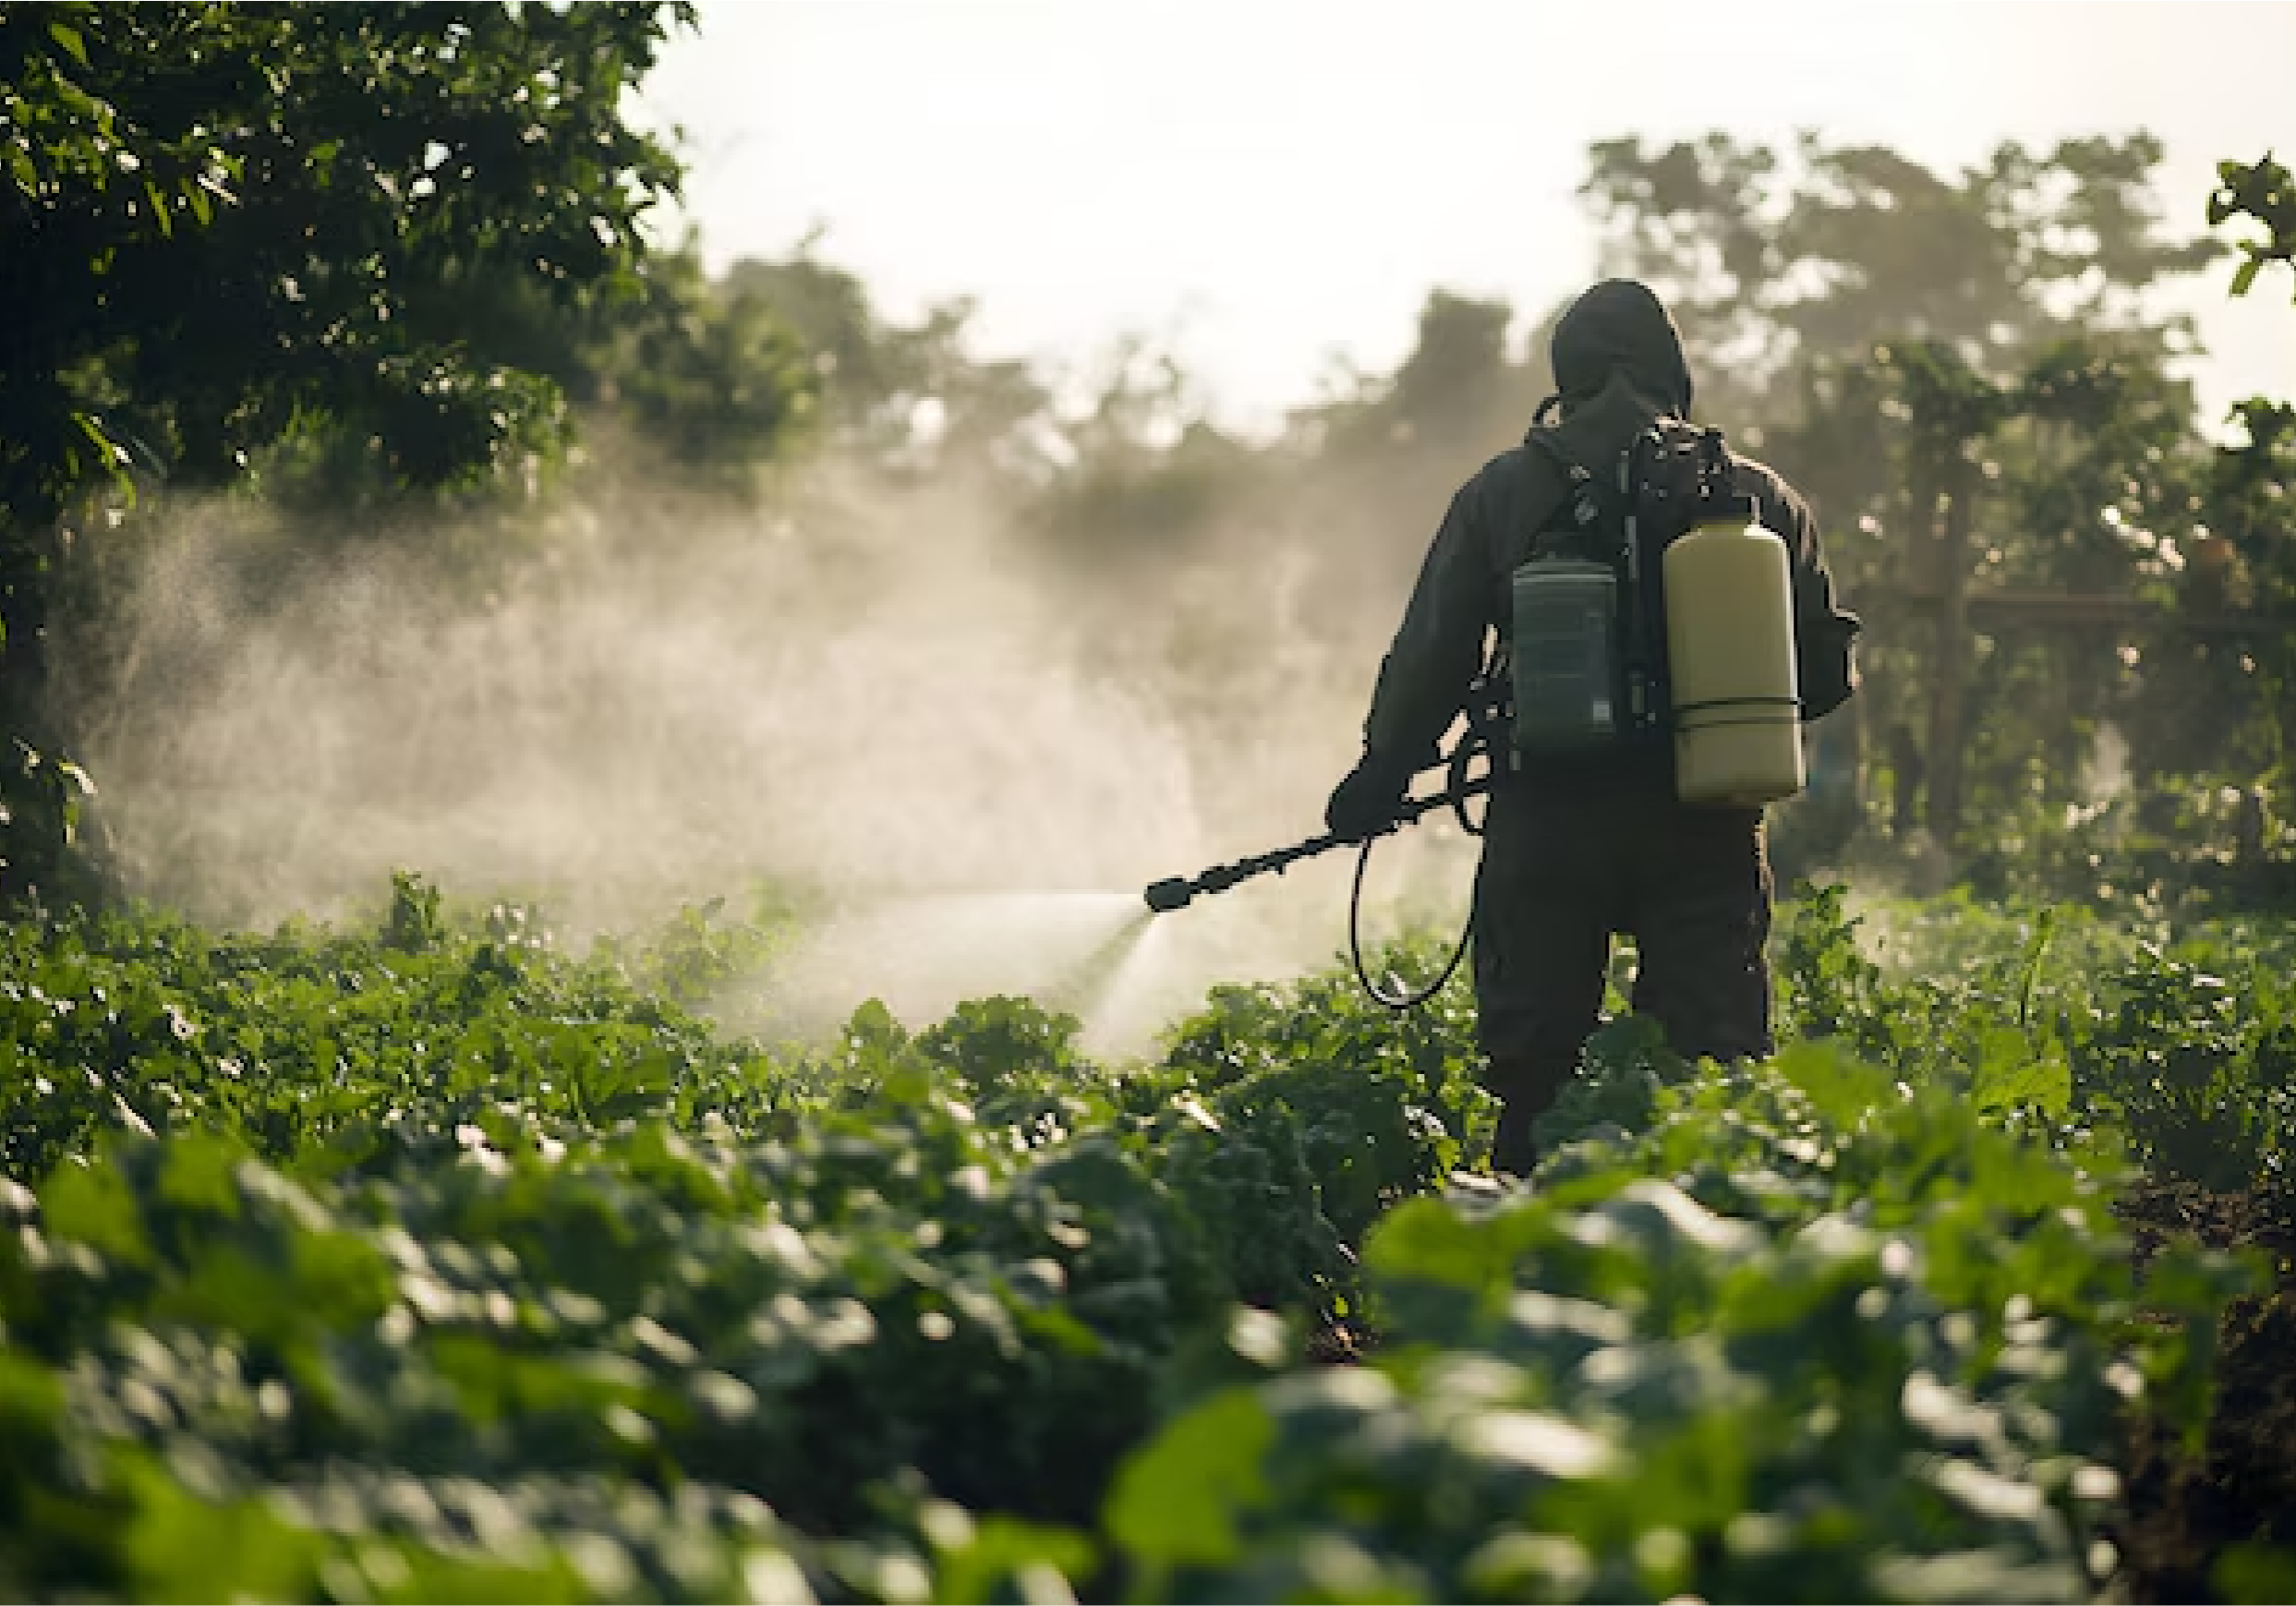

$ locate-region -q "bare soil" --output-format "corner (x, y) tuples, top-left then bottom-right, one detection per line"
(2111, 1175), (2296, 1602)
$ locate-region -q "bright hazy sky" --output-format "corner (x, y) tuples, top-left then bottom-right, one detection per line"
(634, 1), (2296, 438)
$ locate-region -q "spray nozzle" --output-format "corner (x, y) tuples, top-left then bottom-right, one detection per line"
(1142, 876), (1194, 913)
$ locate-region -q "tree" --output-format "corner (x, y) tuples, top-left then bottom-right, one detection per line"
(1283, 289), (1556, 606)
(2186, 155), (2296, 829)
(718, 251), (1058, 482)
(0, 2), (697, 900)
(2210, 153), (2296, 300)
(598, 246), (822, 477)
(1578, 131), (2221, 429)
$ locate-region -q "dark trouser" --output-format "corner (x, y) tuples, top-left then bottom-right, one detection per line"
(1470, 779), (1775, 1173)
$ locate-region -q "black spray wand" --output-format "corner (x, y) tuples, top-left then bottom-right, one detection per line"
(1142, 680), (1508, 1008)
(1141, 771), (1496, 914)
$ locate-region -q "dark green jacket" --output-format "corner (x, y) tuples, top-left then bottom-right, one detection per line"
(1360, 374), (1863, 781)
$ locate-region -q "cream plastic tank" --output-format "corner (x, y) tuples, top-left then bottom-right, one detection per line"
(1663, 507), (1806, 805)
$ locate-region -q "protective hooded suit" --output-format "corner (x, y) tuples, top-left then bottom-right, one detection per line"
(1327, 279), (1862, 1176)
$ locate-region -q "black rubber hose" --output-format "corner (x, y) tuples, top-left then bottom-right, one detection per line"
(1347, 826), (1473, 1011)
(1350, 706), (1496, 1010)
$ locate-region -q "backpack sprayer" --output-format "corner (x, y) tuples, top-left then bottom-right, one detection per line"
(1141, 416), (1813, 1011)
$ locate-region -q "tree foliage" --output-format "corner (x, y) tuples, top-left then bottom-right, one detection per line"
(1578, 131), (2221, 415)
(2211, 153), (2296, 301)
(0, 1), (720, 901)
(1, 2), (693, 515)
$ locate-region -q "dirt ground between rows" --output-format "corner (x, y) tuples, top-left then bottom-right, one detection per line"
(2111, 1176), (2296, 1603)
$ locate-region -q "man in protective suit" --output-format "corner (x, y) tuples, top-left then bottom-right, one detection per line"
(1325, 279), (1862, 1177)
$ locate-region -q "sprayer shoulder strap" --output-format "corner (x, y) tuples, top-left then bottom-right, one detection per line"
(1521, 431), (1628, 553)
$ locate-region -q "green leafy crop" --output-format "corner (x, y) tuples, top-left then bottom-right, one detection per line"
(0, 878), (2280, 1601)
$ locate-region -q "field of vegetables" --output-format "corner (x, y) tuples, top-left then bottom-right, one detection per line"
(3, 872), (2294, 1603)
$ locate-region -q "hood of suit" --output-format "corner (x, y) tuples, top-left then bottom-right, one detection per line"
(1550, 279), (1695, 417)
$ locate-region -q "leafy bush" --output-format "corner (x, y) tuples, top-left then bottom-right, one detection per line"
(1777, 883), (2296, 1196)
(1107, 1046), (2250, 1604)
